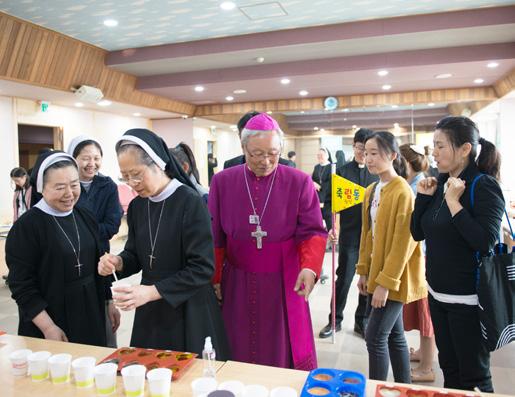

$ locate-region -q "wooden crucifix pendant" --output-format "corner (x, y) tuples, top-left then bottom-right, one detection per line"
(251, 225), (268, 250)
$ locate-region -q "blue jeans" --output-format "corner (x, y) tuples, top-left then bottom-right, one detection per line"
(365, 298), (410, 383)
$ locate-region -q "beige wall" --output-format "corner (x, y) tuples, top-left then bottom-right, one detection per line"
(0, 96), (150, 223)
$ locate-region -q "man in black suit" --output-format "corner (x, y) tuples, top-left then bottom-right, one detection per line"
(224, 111), (291, 169)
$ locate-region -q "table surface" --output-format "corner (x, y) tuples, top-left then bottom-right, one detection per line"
(1, 334), (513, 397)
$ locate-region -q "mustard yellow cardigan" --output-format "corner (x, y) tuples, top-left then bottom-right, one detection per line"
(356, 176), (427, 304)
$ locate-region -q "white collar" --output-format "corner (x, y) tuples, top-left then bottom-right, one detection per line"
(149, 179), (183, 202)
(34, 199), (73, 217)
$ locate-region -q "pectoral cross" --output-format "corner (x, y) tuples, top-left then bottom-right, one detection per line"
(75, 261), (83, 277)
(149, 254), (156, 269)
(251, 225), (267, 250)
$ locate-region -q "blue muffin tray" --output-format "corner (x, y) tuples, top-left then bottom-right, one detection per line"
(300, 368), (366, 397)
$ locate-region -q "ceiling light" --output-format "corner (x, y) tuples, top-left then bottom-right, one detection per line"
(313, 127), (319, 131)
(427, 103), (435, 107)
(299, 90), (308, 96)
(300, 111), (305, 114)
(233, 89), (246, 94)
(255, 57), (265, 63)
(435, 73), (452, 79)
(391, 105), (398, 109)
(133, 112), (141, 117)
(474, 78), (484, 84)
(230, 125), (237, 130)
(266, 111), (272, 114)
(280, 78), (290, 85)
(194, 85), (205, 92)
(181, 115), (188, 119)
(352, 125), (357, 129)
(343, 108), (349, 112)
(225, 96), (234, 101)
(103, 19), (118, 27)
(74, 102), (84, 108)
(487, 62), (499, 68)
(377, 70), (389, 77)
(210, 125), (216, 129)
(320, 128), (325, 132)
(97, 100), (112, 106)
(343, 118), (347, 121)
(382, 84), (392, 90)
(393, 122), (399, 127)
(220, 1), (236, 10)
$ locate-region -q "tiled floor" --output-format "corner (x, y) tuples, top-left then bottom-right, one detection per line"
(1, 238), (514, 394)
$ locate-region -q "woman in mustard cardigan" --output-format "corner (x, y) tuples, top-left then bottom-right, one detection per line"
(356, 131), (427, 383)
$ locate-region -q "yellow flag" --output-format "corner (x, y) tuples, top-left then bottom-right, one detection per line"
(332, 174), (366, 212)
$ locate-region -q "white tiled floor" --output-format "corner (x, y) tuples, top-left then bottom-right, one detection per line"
(1, 238), (515, 394)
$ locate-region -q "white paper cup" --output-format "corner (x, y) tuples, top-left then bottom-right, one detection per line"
(111, 281), (131, 298)
(270, 387), (297, 397)
(191, 377), (218, 397)
(147, 367), (172, 397)
(9, 349), (32, 376)
(72, 356), (96, 388)
(219, 380), (245, 397)
(48, 353), (72, 384)
(94, 363), (118, 395)
(28, 351), (51, 382)
(121, 364), (146, 397)
(244, 384), (269, 397)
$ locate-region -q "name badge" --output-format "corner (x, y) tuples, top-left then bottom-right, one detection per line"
(249, 215), (260, 224)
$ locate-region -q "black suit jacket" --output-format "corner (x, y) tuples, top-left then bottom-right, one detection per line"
(223, 155), (291, 169)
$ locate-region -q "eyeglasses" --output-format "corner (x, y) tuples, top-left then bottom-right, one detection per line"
(353, 144), (365, 152)
(119, 170), (146, 184)
(245, 147), (282, 161)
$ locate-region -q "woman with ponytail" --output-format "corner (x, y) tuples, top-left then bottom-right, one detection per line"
(410, 116), (504, 392)
(356, 131), (426, 383)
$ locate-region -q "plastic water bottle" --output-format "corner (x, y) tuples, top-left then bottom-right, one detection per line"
(202, 336), (216, 378)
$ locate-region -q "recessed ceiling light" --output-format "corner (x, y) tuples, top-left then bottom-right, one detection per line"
(299, 90), (308, 96)
(194, 85), (205, 92)
(343, 118), (347, 121)
(133, 112), (141, 117)
(393, 122), (399, 127)
(435, 73), (453, 79)
(300, 111), (305, 114)
(320, 128), (325, 132)
(97, 100), (112, 106)
(474, 78), (484, 84)
(352, 125), (357, 129)
(427, 103), (435, 107)
(220, 1), (236, 10)
(266, 111), (273, 114)
(210, 125), (216, 129)
(487, 62), (499, 68)
(343, 108), (349, 112)
(233, 89), (247, 94)
(255, 57), (265, 63)
(313, 127), (319, 131)
(103, 19), (118, 27)
(391, 105), (398, 109)
(280, 78), (290, 85)
(378, 70), (389, 77)
(382, 84), (392, 90)
(181, 115), (188, 119)
(74, 102), (84, 108)
(225, 96), (234, 101)
(192, 117), (197, 120)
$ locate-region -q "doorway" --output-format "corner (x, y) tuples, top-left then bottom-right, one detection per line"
(17, 124), (63, 171)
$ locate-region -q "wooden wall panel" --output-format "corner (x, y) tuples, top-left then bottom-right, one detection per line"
(0, 12), (195, 115)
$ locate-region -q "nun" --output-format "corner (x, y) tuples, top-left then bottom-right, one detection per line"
(6, 151), (112, 346)
(98, 128), (230, 358)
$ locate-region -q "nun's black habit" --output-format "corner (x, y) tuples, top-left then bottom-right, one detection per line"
(115, 129), (230, 359)
(6, 151), (107, 346)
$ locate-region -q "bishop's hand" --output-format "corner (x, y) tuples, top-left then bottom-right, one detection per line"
(294, 269), (316, 301)
(98, 253), (122, 276)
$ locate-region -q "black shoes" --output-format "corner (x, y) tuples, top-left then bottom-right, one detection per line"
(318, 323), (342, 338)
(354, 323), (366, 339)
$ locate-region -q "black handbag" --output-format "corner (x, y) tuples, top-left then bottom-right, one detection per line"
(471, 174), (515, 351)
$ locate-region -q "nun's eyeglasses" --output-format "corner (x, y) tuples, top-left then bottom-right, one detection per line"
(119, 170), (146, 185)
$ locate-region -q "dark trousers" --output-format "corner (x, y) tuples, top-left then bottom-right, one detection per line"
(428, 295), (493, 392)
(321, 205), (332, 231)
(365, 299), (411, 383)
(327, 245), (368, 327)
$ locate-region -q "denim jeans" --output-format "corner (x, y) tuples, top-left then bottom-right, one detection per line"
(365, 298), (410, 383)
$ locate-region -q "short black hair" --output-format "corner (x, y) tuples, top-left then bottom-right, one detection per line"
(73, 140), (103, 158)
(10, 167), (28, 178)
(287, 151), (296, 158)
(354, 128), (374, 144)
(237, 111), (260, 135)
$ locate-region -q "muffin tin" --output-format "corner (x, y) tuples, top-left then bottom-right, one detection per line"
(99, 347), (197, 380)
(300, 368), (366, 397)
(375, 384), (478, 397)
